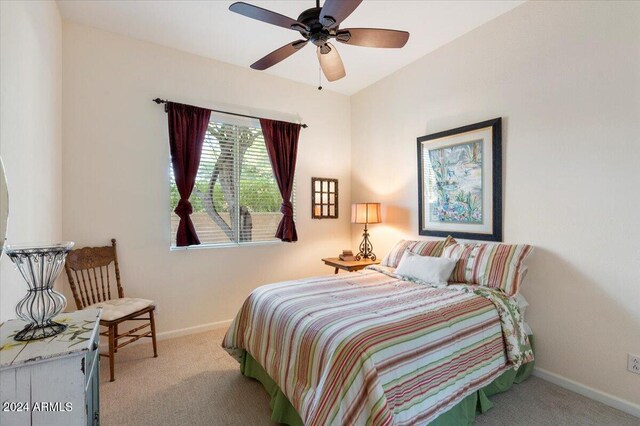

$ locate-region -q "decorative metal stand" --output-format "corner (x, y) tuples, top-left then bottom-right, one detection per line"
(355, 224), (376, 261)
(5, 242), (74, 341)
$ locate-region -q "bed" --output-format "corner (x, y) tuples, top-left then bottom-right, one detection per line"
(223, 264), (534, 425)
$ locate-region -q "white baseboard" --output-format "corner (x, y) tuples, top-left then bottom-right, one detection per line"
(155, 319), (233, 341)
(533, 367), (640, 419)
(101, 318), (233, 350)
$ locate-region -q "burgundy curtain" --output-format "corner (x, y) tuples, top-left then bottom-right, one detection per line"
(260, 119), (301, 242)
(168, 102), (211, 246)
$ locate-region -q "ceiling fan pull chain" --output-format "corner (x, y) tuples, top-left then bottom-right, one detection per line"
(318, 65), (323, 91)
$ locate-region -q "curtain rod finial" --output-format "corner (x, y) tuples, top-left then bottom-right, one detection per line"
(153, 98), (168, 112)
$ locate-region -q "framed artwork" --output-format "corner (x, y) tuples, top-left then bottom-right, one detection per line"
(417, 118), (502, 241)
(312, 177), (338, 219)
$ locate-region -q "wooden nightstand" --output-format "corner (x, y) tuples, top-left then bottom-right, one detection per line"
(322, 257), (380, 274)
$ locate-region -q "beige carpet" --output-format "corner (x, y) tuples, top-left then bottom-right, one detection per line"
(100, 329), (639, 426)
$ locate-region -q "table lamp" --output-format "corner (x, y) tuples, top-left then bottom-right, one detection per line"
(351, 203), (382, 261)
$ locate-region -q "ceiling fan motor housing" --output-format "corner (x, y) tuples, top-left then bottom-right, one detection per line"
(296, 7), (335, 47)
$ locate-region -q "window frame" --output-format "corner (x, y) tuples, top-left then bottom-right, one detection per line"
(168, 115), (294, 250)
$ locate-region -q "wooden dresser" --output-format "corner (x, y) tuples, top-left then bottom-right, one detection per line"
(0, 309), (101, 426)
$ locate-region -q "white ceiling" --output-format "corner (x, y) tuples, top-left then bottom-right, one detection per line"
(57, 1), (524, 95)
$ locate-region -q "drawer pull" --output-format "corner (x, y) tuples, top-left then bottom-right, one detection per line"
(92, 341), (98, 351)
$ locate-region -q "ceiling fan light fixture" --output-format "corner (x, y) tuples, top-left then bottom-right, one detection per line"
(317, 42), (345, 82)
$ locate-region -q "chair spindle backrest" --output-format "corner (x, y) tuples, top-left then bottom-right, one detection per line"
(64, 239), (124, 310)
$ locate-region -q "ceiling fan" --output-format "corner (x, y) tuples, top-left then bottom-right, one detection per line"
(229, 0), (410, 82)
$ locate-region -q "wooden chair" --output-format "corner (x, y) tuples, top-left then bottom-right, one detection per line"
(64, 238), (157, 382)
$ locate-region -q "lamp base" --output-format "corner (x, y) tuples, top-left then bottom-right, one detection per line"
(355, 224), (376, 261)
(14, 321), (67, 341)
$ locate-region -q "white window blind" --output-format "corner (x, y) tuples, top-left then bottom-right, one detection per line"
(170, 114), (294, 248)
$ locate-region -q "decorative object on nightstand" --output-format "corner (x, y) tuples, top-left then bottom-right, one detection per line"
(312, 177), (338, 219)
(64, 238), (157, 382)
(351, 202), (382, 260)
(339, 249), (355, 261)
(322, 257), (380, 274)
(4, 242), (74, 341)
(0, 309), (102, 426)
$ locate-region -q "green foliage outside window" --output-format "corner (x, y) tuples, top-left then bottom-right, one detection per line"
(169, 170), (282, 213)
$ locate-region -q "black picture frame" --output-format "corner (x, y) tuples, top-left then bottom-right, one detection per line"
(417, 118), (502, 241)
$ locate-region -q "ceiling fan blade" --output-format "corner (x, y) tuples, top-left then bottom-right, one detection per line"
(251, 40), (308, 71)
(317, 43), (346, 82)
(229, 2), (308, 32)
(336, 28), (410, 48)
(319, 0), (363, 28)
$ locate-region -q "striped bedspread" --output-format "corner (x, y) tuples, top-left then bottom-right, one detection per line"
(223, 268), (533, 426)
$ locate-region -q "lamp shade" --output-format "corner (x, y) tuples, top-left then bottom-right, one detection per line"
(351, 203), (382, 224)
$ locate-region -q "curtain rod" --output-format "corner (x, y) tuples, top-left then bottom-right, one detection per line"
(152, 98), (308, 128)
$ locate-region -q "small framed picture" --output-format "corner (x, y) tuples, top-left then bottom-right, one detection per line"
(417, 118), (502, 241)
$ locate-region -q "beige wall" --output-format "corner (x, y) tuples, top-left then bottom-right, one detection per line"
(351, 0), (640, 407)
(0, 1), (62, 321)
(61, 22), (352, 334)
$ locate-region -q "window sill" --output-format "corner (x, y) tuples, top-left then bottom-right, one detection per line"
(170, 240), (283, 251)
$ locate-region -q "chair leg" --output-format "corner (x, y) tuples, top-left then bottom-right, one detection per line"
(108, 325), (115, 382)
(150, 309), (158, 358)
(114, 324), (118, 353)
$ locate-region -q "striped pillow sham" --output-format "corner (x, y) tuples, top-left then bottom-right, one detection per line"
(442, 243), (533, 296)
(381, 236), (456, 268)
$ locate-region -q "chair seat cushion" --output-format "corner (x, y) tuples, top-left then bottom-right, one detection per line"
(87, 297), (155, 321)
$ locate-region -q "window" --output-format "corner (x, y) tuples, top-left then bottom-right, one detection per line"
(169, 114), (293, 248)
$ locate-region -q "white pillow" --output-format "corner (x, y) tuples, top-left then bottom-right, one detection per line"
(395, 250), (457, 285)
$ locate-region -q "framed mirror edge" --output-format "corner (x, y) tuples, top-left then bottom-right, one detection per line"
(0, 156), (8, 254)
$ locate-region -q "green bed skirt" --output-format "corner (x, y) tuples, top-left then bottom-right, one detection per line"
(240, 336), (535, 426)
